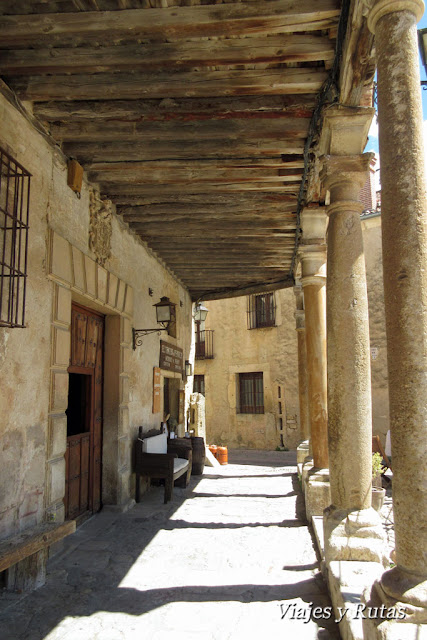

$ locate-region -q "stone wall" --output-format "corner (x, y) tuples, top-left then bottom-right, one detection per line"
(195, 289), (300, 450)
(0, 93), (193, 541)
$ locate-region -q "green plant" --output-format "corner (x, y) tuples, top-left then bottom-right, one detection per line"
(372, 452), (386, 481)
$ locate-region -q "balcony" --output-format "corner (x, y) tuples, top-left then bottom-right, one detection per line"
(195, 329), (214, 360)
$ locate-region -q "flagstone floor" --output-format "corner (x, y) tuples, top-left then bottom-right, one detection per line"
(0, 449), (340, 640)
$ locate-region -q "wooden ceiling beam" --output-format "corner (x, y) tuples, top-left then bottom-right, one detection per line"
(11, 68), (327, 102)
(88, 163), (304, 184)
(0, 1), (340, 46)
(53, 115), (310, 142)
(100, 182), (301, 194)
(34, 95), (316, 121)
(1, 35), (334, 76)
(63, 140), (306, 162)
(111, 192), (298, 207)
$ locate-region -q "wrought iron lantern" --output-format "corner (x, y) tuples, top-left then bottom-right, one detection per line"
(133, 296), (175, 349)
(193, 302), (208, 323)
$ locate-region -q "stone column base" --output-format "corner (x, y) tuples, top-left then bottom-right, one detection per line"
(301, 458), (314, 492)
(362, 566), (427, 639)
(324, 505), (389, 568)
(304, 468), (331, 521)
(297, 440), (310, 464)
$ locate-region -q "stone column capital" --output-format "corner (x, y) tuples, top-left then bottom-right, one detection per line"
(298, 244), (327, 286)
(366, 0), (425, 33)
(319, 105), (375, 156)
(320, 153), (374, 207)
(300, 207), (327, 244)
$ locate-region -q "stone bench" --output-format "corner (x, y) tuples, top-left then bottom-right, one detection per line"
(135, 428), (192, 504)
(0, 520), (76, 591)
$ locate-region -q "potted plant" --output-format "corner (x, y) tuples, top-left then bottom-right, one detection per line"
(372, 452), (386, 512)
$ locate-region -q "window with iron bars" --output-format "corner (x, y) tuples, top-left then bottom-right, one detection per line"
(247, 292), (276, 329)
(0, 147), (31, 328)
(238, 372), (264, 414)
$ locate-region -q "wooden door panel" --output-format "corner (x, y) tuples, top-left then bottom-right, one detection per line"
(71, 308), (88, 367)
(66, 304), (104, 520)
(80, 434), (90, 512)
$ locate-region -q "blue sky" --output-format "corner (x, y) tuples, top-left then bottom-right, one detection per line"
(365, 12), (427, 185)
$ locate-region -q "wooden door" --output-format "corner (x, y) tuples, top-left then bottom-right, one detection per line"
(65, 304), (104, 521)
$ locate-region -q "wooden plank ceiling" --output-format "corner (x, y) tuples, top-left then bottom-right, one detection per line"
(0, 0), (342, 301)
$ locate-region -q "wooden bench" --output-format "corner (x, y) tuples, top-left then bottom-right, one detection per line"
(0, 520), (76, 590)
(135, 428), (192, 504)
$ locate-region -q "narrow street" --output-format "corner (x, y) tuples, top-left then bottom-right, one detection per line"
(1, 451), (339, 640)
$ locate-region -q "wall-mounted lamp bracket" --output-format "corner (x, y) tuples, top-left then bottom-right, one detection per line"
(133, 326), (168, 350)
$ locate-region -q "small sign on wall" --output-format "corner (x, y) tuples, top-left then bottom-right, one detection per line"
(153, 367), (161, 413)
(371, 347), (379, 361)
(159, 340), (183, 374)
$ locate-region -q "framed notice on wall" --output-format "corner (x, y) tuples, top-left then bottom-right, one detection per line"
(152, 366), (161, 413)
(159, 340), (183, 374)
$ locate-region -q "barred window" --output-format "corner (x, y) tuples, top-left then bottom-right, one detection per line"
(247, 292), (276, 329)
(0, 148), (31, 328)
(238, 372), (264, 414)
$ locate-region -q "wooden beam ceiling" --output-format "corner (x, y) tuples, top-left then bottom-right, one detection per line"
(0, 0), (346, 299)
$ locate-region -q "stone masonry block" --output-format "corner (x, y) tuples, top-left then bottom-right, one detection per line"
(48, 415), (67, 458)
(108, 273), (119, 308)
(51, 327), (71, 369)
(47, 458), (66, 506)
(120, 345), (131, 376)
(120, 375), (130, 405)
(72, 246), (86, 292)
(121, 317), (132, 346)
(124, 284), (134, 316)
(97, 265), (108, 304)
(49, 371), (69, 413)
(116, 279), (126, 312)
(50, 231), (72, 286)
(84, 254), (96, 298)
(54, 285), (72, 327)
(119, 406), (129, 436)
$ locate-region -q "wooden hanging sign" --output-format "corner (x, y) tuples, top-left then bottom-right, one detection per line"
(159, 340), (183, 374)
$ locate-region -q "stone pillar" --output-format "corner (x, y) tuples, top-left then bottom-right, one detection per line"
(299, 207), (328, 470)
(318, 105), (387, 565)
(363, 0), (427, 626)
(322, 154), (374, 512)
(294, 284), (310, 446)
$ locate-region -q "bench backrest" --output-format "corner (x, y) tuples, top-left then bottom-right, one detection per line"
(142, 432), (167, 454)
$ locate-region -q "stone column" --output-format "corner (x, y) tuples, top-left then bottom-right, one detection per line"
(299, 207), (328, 470)
(294, 284), (310, 443)
(364, 0), (427, 625)
(320, 136), (386, 565)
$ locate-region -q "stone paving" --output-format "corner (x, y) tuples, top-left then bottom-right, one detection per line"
(0, 449), (339, 640)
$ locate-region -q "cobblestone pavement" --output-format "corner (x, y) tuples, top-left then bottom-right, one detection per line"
(0, 450), (339, 640)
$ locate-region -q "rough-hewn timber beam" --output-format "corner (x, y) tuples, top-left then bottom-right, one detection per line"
(64, 140), (306, 162)
(0, 35), (334, 75)
(34, 96), (316, 121)
(100, 182), (301, 194)
(0, 1), (340, 46)
(53, 115), (310, 142)
(11, 68), (327, 102)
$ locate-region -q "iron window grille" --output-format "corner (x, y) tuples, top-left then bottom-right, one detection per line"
(0, 147), (31, 328)
(238, 372), (264, 414)
(247, 292), (276, 329)
(193, 374), (205, 396)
